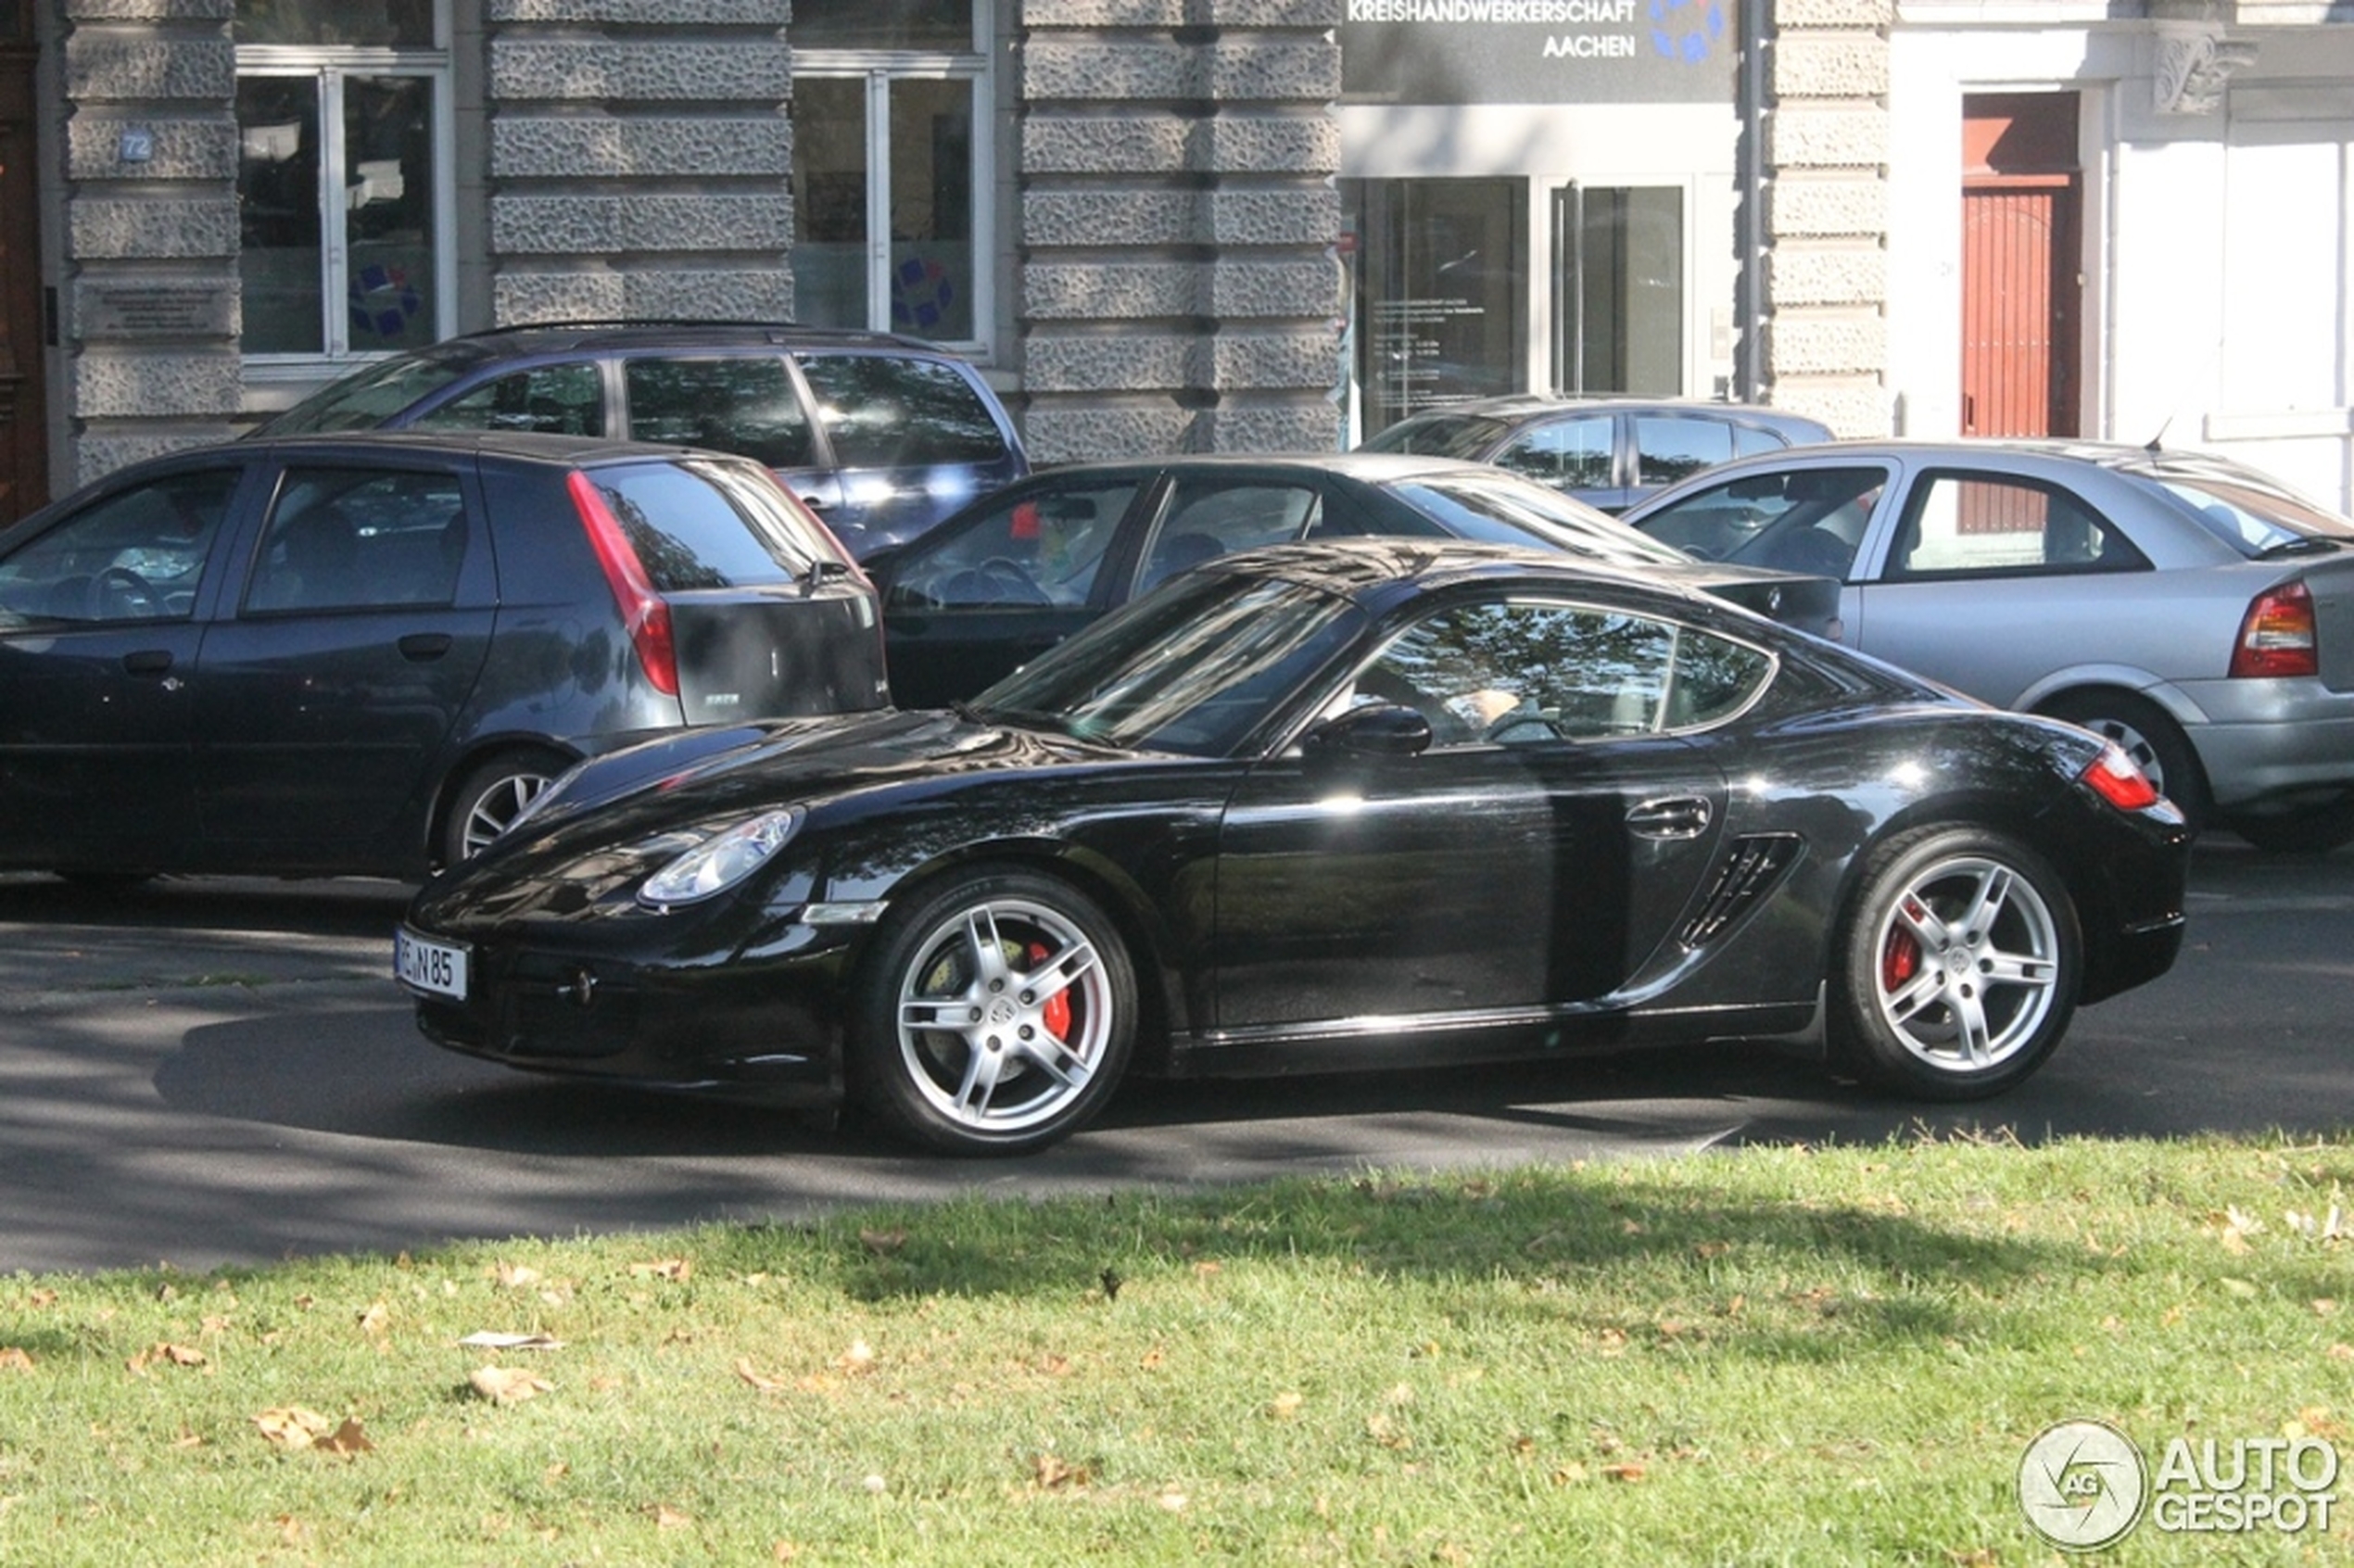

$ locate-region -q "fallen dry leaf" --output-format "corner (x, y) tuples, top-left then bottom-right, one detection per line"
(358, 1301), (391, 1337)
(1269, 1392), (1305, 1421)
(859, 1228), (907, 1255)
(837, 1339), (876, 1374)
(1032, 1452), (1091, 1489)
(0, 1347), (32, 1372)
(254, 1407), (335, 1449)
(457, 1331), (563, 1351)
(128, 1343), (207, 1375)
(469, 1365), (553, 1405)
(1601, 1461), (1648, 1484)
(494, 1262), (541, 1289)
(653, 1504), (692, 1529)
(734, 1358), (788, 1394)
(320, 1418), (373, 1457)
(628, 1258), (692, 1282)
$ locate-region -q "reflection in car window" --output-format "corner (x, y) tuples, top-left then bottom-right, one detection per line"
(972, 574), (1367, 757)
(1494, 415), (1614, 490)
(1136, 482), (1322, 591)
(797, 354), (1009, 467)
(1633, 415), (1736, 487)
(247, 466), (469, 613)
(1892, 475), (2146, 577)
(2158, 474), (2354, 556)
(1357, 411), (1512, 460)
(0, 467), (238, 626)
(894, 482), (1138, 609)
(261, 350), (472, 434)
(417, 361), (604, 437)
(586, 459), (841, 591)
(1354, 600), (1773, 745)
(1394, 474), (1690, 563)
(624, 358), (815, 467)
(1633, 466), (1885, 578)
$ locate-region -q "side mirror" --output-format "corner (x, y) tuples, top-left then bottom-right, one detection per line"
(1301, 702), (1433, 765)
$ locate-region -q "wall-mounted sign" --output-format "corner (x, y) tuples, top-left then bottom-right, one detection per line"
(1340, 0), (1737, 106)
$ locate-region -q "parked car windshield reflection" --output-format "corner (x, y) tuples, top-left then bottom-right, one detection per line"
(968, 572), (1364, 756)
(1394, 474), (1691, 563)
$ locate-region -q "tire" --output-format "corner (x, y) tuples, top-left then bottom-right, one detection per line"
(850, 869), (1136, 1155)
(440, 748), (570, 867)
(2038, 691), (2208, 831)
(1827, 826), (2082, 1100)
(2230, 794), (2354, 855)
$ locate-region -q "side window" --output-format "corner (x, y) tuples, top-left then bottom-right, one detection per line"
(1633, 465), (1886, 578)
(415, 363), (604, 436)
(1136, 482), (1322, 591)
(797, 354), (1010, 467)
(624, 358), (816, 468)
(246, 466), (468, 613)
(1633, 415), (1737, 488)
(0, 468), (239, 625)
(1892, 475), (2146, 577)
(1350, 600), (1773, 746)
(889, 482), (1139, 609)
(1492, 415), (1614, 490)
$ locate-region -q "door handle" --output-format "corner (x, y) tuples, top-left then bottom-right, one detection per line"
(398, 632), (453, 661)
(1626, 795), (1713, 840)
(120, 650), (174, 677)
(795, 492), (831, 512)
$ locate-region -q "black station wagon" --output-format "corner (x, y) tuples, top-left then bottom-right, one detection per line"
(0, 431), (887, 881)
(253, 322), (1029, 558)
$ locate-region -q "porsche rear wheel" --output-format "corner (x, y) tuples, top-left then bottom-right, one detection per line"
(853, 870), (1136, 1155)
(1829, 827), (2082, 1099)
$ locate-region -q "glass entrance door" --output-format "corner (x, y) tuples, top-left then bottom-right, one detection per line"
(1551, 185), (1683, 395)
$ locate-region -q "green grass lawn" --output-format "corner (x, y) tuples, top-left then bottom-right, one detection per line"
(3, 1131), (2351, 1564)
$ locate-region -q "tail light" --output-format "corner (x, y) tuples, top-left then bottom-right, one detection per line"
(2229, 579), (2318, 679)
(566, 470), (679, 698)
(2081, 742), (2161, 813)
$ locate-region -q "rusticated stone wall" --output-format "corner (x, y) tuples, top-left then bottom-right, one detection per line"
(1761, 0), (1892, 436)
(60, 0), (243, 483)
(1018, 0), (1345, 461)
(486, 0), (796, 323)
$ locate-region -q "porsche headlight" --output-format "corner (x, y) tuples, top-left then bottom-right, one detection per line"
(637, 808), (804, 907)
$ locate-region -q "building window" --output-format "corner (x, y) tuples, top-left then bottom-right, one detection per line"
(1345, 179), (1529, 437)
(791, 0), (990, 351)
(234, 2), (450, 360)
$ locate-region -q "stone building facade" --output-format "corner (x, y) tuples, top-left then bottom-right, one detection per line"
(14, 0), (2354, 518)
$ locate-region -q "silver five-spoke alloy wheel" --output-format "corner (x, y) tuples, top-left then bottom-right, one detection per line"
(894, 890), (1125, 1134)
(1867, 852), (2061, 1074)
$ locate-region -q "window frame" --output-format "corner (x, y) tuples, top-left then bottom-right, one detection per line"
(234, 5), (456, 376)
(791, 18), (995, 357)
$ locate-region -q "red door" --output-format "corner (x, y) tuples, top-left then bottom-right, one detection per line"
(1961, 95), (2081, 439)
(0, 8), (48, 522)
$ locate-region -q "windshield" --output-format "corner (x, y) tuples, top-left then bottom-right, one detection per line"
(2153, 467), (2354, 557)
(1359, 412), (1512, 460)
(1393, 474), (1692, 564)
(969, 572), (1367, 757)
(256, 352), (473, 435)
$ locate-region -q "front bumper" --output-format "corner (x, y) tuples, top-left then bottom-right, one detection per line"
(408, 917), (859, 1106)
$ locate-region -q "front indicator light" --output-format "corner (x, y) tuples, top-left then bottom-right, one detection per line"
(2082, 743), (2161, 813)
(638, 808), (804, 907)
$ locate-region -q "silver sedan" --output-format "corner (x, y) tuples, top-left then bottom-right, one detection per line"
(1623, 439), (2354, 852)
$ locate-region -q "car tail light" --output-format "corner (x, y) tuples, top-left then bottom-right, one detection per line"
(2081, 742), (2161, 812)
(2229, 579), (2319, 679)
(566, 470), (679, 697)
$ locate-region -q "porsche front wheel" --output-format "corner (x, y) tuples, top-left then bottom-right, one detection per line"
(853, 870), (1136, 1155)
(1829, 827), (2082, 1100)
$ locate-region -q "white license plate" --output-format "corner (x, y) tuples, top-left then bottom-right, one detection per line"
(394, 927), (469, 1001)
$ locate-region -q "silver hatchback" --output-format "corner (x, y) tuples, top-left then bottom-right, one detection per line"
(1622, 439), (2354, 852)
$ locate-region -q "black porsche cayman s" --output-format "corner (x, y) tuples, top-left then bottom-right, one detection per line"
(398, 540), (2190, 1154)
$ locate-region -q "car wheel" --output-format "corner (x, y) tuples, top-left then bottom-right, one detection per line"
(2229, 793), (2354, 855)
(852, 869), (1136, 1155)
(440, 749), (569, 867)
(2038, 691), (2208, 830)
(1828, 826), (2082, 1100)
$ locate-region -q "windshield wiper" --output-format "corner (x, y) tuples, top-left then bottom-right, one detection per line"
(2256, 536), (2343, 559)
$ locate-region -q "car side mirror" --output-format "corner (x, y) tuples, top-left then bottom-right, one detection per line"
(1301, 702), (1433, 765)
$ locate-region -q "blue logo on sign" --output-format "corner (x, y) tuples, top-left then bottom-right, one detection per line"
(1650, 0), (1726, 64)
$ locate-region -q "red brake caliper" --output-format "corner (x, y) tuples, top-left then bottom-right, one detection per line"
(1027, 942), (1072, 1040)
(1881, 900), (1923, 993)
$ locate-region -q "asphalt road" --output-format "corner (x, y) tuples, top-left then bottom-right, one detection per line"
(0, 839), (2346, 1275)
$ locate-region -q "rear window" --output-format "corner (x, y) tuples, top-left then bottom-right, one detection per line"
(797, 354), (1010, 467)
(1391, 474), (1691, 564)
(259, 352), (473, 435)
(584, 459), (846, 591)
(2151, 470), (2354, 557)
